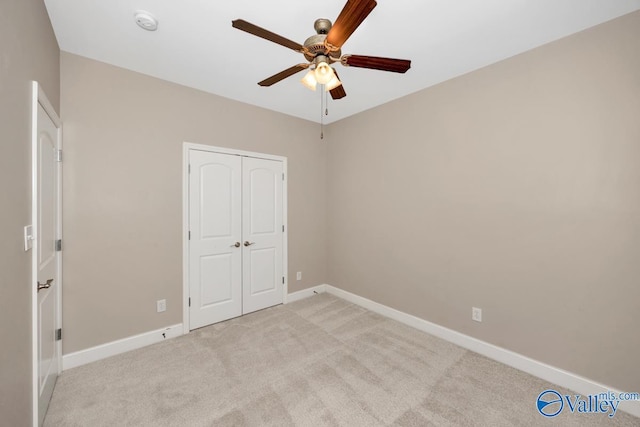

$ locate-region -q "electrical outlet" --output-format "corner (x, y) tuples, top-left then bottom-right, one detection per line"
(472, 307), (482, 322)
(157, 299), (166, 313)
(296, 271), (302, 281)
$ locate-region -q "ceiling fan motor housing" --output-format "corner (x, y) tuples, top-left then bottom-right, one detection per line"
(303, 19), (341, 63)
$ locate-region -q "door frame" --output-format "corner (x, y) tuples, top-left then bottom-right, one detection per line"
(182, 142), (288, 333)
(31, 81), (62, 427)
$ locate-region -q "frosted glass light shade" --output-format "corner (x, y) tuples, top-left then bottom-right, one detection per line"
(324, 72), (342, 91)
(300, 70), (317, 91)
(314, 61), (334, 85)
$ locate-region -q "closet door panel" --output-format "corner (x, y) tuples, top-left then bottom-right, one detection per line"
(242, 157), (284, 314)
(189, 151), (242, 329)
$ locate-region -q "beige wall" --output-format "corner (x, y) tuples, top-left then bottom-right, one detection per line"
(0, 0), (60, 424)
(60, 53), (327, 353)
(327, 11), (640, 392)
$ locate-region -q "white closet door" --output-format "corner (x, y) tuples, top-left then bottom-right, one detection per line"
(189, 150), (242, 329)
(242, 157), (284, 314)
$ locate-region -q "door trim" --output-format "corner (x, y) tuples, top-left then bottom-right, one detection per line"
(182, 142), (288, 333)
(31, 81), (62, 427)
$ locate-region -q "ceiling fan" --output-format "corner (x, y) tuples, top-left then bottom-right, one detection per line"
(231, 0), (411, 100)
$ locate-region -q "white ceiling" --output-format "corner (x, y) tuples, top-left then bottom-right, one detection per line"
(44, 0), (640, 124)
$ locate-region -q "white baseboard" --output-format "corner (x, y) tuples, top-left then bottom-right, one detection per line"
(285, 284), (327, 303)
(63, 285), (330, 371)
(324, 285), (640, 418)
(62, 324), (183, 371)
(63, 286), (324, 372)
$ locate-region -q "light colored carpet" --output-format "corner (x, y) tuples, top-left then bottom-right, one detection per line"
(45, 294), (638, 426)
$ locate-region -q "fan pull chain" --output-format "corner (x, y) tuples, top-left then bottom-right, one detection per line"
(325, 90), (329, 116)
(320, 84), (324, 139)
(319, 86), (330, 140)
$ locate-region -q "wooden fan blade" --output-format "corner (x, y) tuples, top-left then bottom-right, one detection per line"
(258, 64), (309, 87)
(325, 0), (377, 51)
(232, 19), (305, 53)
(342, 55), (411, 73)
(329, 70), (347, 100)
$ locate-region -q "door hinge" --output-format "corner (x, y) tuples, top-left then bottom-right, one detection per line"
(55, 239), (62, 251)
(282, 276), (285, 284)
(282, 173), (285, 181)
(188, 231), (191, 240)
(188, 297), (191, 307)
(188, 164), (191, 174)
(282, 225), (285, 232)
(55, 150), (62, 162)
(56, 328), (62, 341)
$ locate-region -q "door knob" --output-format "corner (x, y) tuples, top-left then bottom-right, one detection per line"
(230, 242), (241, 248)
(37, 278), (53, 292)
(244, 241), (255, 247)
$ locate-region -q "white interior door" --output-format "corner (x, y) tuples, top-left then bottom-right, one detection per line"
(189, 150), (242, 329)
(242, 157), (284, 314)
(32, 83), (62, 427)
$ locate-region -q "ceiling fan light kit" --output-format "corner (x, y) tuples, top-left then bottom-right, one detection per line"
(231, 0), (411, 101)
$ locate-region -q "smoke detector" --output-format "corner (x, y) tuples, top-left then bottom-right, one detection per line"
(134, 11), (158, 31)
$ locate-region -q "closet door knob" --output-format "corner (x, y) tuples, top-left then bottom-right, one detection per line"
(244, 241), (255, 247)
(231, 242), (241, 248)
